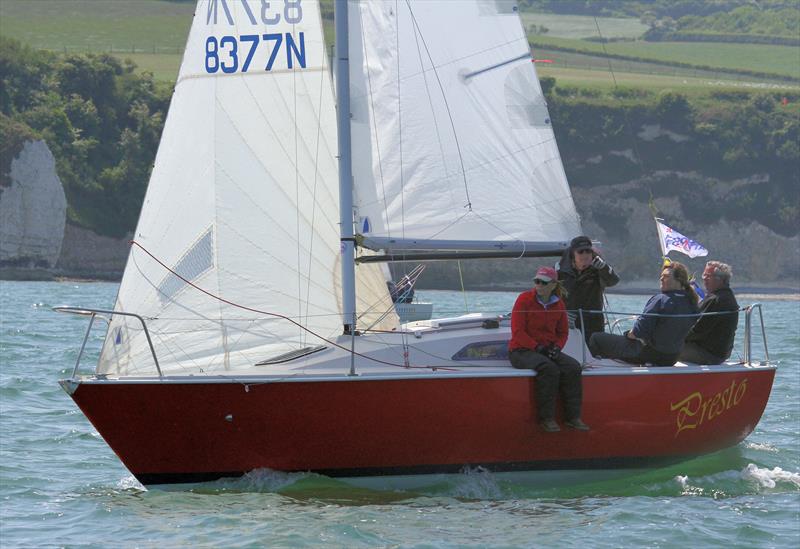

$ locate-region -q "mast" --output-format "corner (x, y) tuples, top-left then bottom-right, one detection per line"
(334, 0), (357, 334)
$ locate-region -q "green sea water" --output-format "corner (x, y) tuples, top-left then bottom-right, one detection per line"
(1, 282), (798, 547)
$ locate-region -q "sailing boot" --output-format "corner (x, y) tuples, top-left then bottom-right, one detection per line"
(540, 419), (561, 433)
(565, 418), (590, 431)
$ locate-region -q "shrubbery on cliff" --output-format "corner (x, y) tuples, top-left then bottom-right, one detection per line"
(0, 37), (797, 239)
(0, 37), (171, 237)
(544, 77), (799, 236)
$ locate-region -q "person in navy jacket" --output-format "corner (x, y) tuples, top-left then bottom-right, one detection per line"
(509, 266), (588, 433)
(589, 262), (699, 366)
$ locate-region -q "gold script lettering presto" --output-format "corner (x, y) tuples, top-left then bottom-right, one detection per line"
(669, 378), (747, 436)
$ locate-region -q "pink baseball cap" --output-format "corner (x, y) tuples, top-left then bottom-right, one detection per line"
(534, 266), (557, 282)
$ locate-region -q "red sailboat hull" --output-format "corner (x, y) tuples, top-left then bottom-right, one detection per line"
(65, 368), (774, 485)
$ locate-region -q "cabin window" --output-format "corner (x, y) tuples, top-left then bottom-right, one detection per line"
(452, 341), (509, 361)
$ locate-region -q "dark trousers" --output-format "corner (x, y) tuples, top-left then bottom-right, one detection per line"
(678, 342), (724, 365)
(509, 349), (583, 421)
(573, 313), (605, 347)
(588, 332), (678, 366)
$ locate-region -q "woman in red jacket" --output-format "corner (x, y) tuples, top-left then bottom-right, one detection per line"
(509, 266), (588, 433)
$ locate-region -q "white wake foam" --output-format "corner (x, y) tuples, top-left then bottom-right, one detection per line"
(741, 463), (800, 489)
(448, 466), (503, 499)
(237, 467), (309, 491)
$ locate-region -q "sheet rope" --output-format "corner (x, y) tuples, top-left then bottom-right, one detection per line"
(128, 240), (455, 371)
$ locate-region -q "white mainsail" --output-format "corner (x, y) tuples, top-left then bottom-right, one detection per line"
(99, 0), (395, 376)
(348, 0), (581, 246)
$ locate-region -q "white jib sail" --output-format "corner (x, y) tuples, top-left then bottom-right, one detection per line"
(99, 0), (395, 377)
(348, 0), (581, 246)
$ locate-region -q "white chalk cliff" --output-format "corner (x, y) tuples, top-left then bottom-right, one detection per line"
(0, 140), (67, 268)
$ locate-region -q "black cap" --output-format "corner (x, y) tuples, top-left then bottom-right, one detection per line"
(570, 236), (592, 250)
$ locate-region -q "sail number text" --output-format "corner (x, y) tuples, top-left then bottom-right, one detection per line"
(205, 33), (306, 73)
(206, 0), (303, 26)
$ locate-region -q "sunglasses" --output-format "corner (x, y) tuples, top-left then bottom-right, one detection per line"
(576, 248), (593, 255)
(533, 278), (553, 285)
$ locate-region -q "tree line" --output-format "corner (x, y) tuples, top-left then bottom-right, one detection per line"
(521, 0), (799, 42)
(0, 37), (797, 239)
(0, 37), (171, 237)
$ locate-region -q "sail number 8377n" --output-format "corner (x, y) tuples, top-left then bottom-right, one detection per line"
(204, 0), (307, 74)
(205, 32), (306, 73)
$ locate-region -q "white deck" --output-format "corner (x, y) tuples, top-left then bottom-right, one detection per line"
(78, 313), (774, 384)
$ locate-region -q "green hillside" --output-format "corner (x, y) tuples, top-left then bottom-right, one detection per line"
(0, 0), (193, 53)
(529, 36), (800, 81)
(1, 2), (797, 242)
(519, 12), (648, 39)
(2, 0), (798, 87)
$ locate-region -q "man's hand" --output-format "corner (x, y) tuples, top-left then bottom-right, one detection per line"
(592, 255), (606, 269)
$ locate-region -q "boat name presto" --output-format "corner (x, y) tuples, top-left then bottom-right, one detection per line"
(669, 378), (747, 436)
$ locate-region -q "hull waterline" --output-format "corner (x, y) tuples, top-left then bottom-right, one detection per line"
(62, 366), (774, 487)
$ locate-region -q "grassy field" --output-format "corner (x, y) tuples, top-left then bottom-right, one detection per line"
(122, 52), (183, 81)
(2, 0), (797, 87)
(0, 0), (192, 53)
(529, 35), (800, 80)
(536, 65), (799, 96)
(533, 47), (800, 87)
(519, 12), (648, 40)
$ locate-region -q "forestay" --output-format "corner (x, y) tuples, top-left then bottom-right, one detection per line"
(98, 0), (395, 377)
(348, 0), (581, 248)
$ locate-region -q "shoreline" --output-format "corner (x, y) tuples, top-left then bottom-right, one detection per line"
(2, 270), (798, 298)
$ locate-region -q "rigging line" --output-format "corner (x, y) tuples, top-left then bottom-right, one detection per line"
(359, 7), (392, 242)
(394, 0), (409, 355)
(593, 16), (648, 180)
(465, 209), (527, 260)
(129, 240), (456, 371)
(360, 263), (425, 330)
(129, 252), (226, 325)
(230, 70), (340, 208)
(150, 330), (205, 375)
(409, 6), (456, 212)
(593, 17), (618, 88)
(395, 0), (407, 259)
(212, 162), (336, 249)
(477, 194), (582, 221)
(349, 35), (527, 101)
(217, 261), (340, 317)
(457, 260), (469, 314)
(212, 106), (340, 236)
(404, 0), (471, 209)
(355, 135), (563, 210)
(215, 218), (340, 303)
(424, 209), (472, 240)
(294, 35), (303, 345)
(304, 38), (328, 345)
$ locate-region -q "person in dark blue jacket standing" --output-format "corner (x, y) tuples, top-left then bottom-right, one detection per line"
(588, 262), (699, 366)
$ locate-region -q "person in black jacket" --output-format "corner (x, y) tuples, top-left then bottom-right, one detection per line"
(678, 261), (739, 364)
(557, 236), (619, 345)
